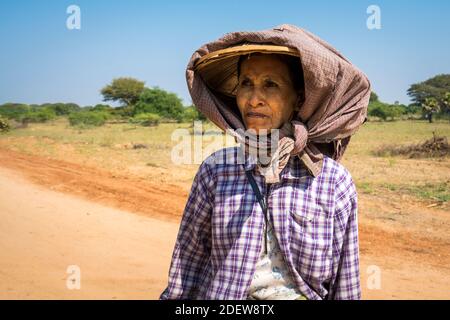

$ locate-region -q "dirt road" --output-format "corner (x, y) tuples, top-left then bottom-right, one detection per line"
(0, 166), (178, 299)
(0, 147), (449, 299)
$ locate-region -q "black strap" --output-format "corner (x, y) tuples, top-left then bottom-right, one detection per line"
(244, 168), (269, 254)
(244, 169), (267, 214)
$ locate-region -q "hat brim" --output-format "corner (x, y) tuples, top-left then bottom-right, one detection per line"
(193, 44), (300, 97)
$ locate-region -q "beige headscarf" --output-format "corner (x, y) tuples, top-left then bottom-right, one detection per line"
(187, 24), (371, 182)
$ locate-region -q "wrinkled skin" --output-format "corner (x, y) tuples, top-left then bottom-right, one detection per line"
(236, 54), (301, 134)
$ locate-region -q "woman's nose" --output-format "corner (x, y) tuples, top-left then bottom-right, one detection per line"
(248, 88), (265, 108)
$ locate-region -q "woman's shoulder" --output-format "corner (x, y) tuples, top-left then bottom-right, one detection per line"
(204, 146), (243, 165)
(191, 147), (241, 199)
(196, 146), (242, 177)
(320, 156), (353, 181)
(320, 156), (356, 193)
(320, 156), (357, 204)
(199, 146), (244, 172)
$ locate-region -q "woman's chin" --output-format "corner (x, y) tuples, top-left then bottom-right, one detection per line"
(246, 126), (273, 135)
(245, 119), (273, 133)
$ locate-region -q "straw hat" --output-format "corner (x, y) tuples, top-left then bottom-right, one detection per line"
(193, 43), (300, 97)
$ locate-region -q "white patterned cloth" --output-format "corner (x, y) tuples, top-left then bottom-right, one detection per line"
(247, 216), (307, 300)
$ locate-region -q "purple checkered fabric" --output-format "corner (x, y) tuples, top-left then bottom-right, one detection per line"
(160, 146), (360, 300)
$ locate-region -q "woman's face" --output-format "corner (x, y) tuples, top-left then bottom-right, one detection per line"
(236, 54), (299, 134)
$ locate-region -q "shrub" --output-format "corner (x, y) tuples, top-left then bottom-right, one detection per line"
(434, 112), (450, 121)
(0, 103), (31, 120)
(134, 87), (185, 121)
(22, 108), (56, 123)
(368, 102), (404, 121)
(29, 108), (56, 122)
(91, 104), (113, 112)
(0, 104), (57, 123)
(68, 111), (109, 127)
(406, 104), (421, 115)
(182, 106), (207, 122)
(110, 105), (134, 118)
(0, 116), (10, 133)
(39, 103), (81, 115)
(369, 104), (388, 120)
(129, 112), (160, 126)
(374, 134), (449, 158)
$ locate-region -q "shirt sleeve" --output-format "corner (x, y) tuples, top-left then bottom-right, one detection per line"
(327, 170), (361, 300)
(159, 159), (215, 300)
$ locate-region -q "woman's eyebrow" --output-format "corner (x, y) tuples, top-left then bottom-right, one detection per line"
(240, 72), (289, 83)
(238, 72), (254, 79)
(263, 74), (291, 84)
(238, 75), (252, 83)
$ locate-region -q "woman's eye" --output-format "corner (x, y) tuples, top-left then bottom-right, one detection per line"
(265, 80), (278, 88)
(240, 79), (252, 87)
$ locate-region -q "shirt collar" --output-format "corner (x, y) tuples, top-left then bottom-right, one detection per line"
(242, 152), (312, 181)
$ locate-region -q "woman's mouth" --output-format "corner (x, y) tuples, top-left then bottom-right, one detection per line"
(246, 111), (269, 118)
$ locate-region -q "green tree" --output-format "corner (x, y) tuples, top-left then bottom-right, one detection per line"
(443, 92), (450, 113)
(110, 106), (134, 118)
(91, 104), (113, 112)
(182, 105), (207, 122)
(368, 101), (388, 120)
(406, 103), (421, 114)
(422, 97), (440, 123)
(0, 116), (10, 133)
(407, 74), (450, 112)
(0, 103), (31, 120)
(368, 101), (404, 121)
(22, 107), (56, 123)
(369, 91), (379, 103)
(41, 103), (80, 115)
(134, 87), (185, 121)
(101, 77), (145, 107)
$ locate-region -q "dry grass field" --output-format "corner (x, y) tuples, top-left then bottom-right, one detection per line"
(0, 118), (449, 299)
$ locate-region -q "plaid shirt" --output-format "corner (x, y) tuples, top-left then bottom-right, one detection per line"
(160, 146), (360, 300)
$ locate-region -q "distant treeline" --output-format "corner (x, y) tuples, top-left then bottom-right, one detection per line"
(1, 74), (449, 132)
(0, 77), (206, 130)
(367, 92), (419, 121)
(0, 98), (204, 127)
(368, 74), (450, 122)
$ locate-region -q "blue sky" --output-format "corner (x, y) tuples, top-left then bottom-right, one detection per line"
(0, 0), (449, 107)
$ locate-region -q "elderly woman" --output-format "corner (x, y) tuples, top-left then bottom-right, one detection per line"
(160, 24), (370, 300)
